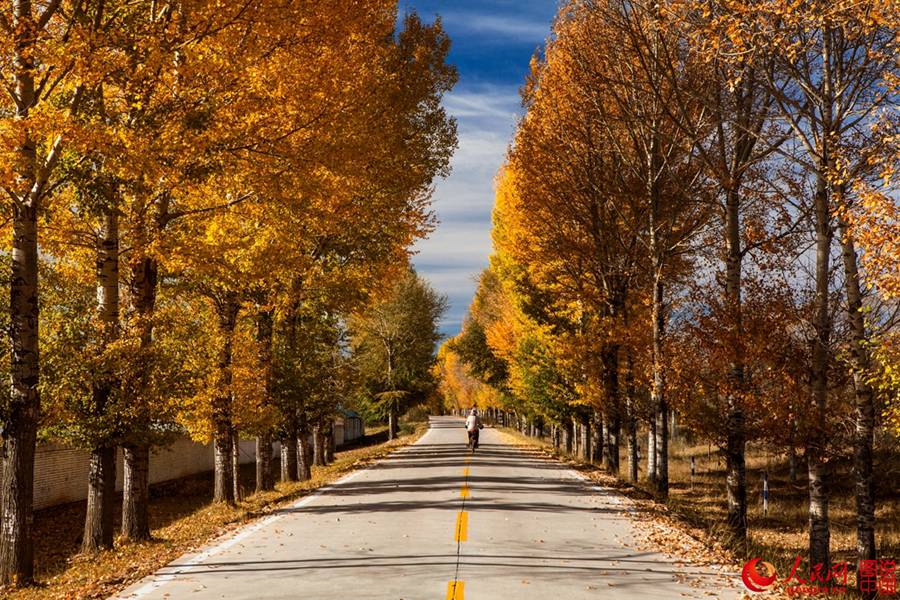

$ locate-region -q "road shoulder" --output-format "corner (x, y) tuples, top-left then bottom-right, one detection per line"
(494, 427), (745, 597)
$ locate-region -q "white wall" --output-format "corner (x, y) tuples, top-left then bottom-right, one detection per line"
(8, 416), (363, 511)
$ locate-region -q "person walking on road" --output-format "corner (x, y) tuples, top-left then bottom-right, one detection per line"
(465, 408), (483, 451)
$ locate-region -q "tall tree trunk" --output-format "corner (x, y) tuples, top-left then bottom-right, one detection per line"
(591, 412), (602, 463)
(724, 185), (748, 542)
(313, 424), (325, 466)
(647, 417), (657, 483)
(83, 446), (116, 553)
(600, 417), (610, 465)
(655, 401), (669, 496)
(387, 406), (396, 441)
(385, 344), (399, 440)
(231, 429), (242, 501)
(389, 400), (400, 440)
(214, 432), (233, 504)
(602, 346), (621, 474)
(280, 425), (298, 483)
(580, 415), (591, 461)
(122, 444), (151, 540)
(122, 253), (157, 541)
(1, 1), (40, 583)
(254, 307), (275, 492)
(282, 287), (304, 485)
(651, 274), (668, 496)
(624, 352), (638, 483)
(837, 215), (876, 595)
(1, 2), (92, 579)
(213, 297), (239, 504)
(83, 208), (120, 553)
(297, 412), (312, 480)
(1, 151), (39, 583)
(807, 171), (832, 569)
(297, 420), (312, 481)
(324, 421), (335, 464)
(255, 433), (273, 493)
(645, 124), (669, 496)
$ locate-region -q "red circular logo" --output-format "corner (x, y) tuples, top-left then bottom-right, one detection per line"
(742, 558), (778, 592)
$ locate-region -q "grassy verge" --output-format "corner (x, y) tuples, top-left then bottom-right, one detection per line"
(11, 424), (427, 600)
(497, 427), (900, 598)
(661, 437), (899, 597)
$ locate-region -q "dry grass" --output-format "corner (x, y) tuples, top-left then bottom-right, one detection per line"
(663, 438), (900, 589)
(9, 425), (426, 600)
(498, 427), (900, 599)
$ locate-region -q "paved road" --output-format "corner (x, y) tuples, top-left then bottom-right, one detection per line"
(115, 417), (739, 599)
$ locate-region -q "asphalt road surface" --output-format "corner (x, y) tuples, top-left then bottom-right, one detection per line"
(114, 416), (740, 599)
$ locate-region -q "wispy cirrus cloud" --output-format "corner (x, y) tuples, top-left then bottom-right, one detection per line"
(440, 12), (552, 41)
(444, 89), (521, 120)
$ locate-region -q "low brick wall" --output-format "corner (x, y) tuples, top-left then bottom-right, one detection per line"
(29, 436), (262, 511)
(10, 417), (363, 511)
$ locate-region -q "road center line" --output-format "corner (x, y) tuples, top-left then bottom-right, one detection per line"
(446, 580), (465, 600)
(454, 511), (468, 541)
(448, 432), (473, 596)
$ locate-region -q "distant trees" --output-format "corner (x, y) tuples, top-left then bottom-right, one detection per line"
(351, 269), (448, 439)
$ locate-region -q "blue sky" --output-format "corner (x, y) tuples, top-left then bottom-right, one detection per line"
(403, 0), (559, 338)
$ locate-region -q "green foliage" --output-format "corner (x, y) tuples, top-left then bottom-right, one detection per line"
(403, 404), (430, 423)
(513, 333), (576, 424)
(350, 268), (447, 419)
(451, 321), (509, 389)
(273, 306), (354, 429)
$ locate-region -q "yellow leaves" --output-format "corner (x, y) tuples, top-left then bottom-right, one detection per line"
(842, 181), (900, 301)
(2, 0), (456, 468)
(871, 331), (900, 436)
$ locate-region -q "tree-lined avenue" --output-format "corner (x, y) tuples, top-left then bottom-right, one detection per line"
(115, 417), (739, 600)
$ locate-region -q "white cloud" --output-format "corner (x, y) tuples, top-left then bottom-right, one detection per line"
(447, 130), (510, 171)
(413, 83), (522, 336)
(441, 13), (551, 41)
(444, 90), (521, 120)
(416, 224), (493, 264)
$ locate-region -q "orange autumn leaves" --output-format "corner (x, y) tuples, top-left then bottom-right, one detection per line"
(33, 2), (456, 441)
(438, 1), (900, 574)
(0, 0), (457, 581)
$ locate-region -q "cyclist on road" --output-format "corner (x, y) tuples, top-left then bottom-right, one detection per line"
(465, 408), (483, 451)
